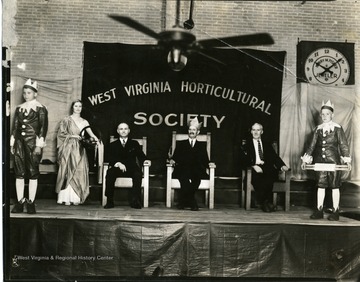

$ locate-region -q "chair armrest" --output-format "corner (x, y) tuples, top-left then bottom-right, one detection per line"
(209, 162), (216, 168)
(144, 160), (151, 166)
(104, 162), (109, 168)
(278, 168), (291, 181)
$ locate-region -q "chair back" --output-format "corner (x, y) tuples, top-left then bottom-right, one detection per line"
(169, 131), (211, 159)
(109, 136), (147, 155)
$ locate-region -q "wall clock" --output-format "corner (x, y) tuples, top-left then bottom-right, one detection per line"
(304, 47), (350, 86)
(297, 41), (355, 86)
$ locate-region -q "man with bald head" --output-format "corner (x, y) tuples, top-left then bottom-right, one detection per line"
(241, 123), (289, 212)
(104, 122), (147, 209)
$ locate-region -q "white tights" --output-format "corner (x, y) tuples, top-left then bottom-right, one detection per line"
(317, 187), (340, 210)
(15, 179), (38, 202)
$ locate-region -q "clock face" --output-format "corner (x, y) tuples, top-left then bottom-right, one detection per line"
(304, 48), (350, 86)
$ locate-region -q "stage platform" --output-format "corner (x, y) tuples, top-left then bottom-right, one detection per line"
(6, 200), (360, 281)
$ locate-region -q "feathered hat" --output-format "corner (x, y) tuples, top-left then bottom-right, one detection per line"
(321, 100), (334, 112)
(23, 78), (38, 92)
(188, 117), (202, 130)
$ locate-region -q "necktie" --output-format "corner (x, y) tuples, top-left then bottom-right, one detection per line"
(191, 140), (194, 147)
(257, 140), (264, 161)
(121, 139), (126, 147)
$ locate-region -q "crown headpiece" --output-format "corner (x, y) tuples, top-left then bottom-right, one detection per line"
(23, 78), (38, 92)
(321, 100), (334, 112)
(188, 117), (202, 130)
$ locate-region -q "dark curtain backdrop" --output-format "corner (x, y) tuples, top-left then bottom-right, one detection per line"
(81, 42), (286, 176)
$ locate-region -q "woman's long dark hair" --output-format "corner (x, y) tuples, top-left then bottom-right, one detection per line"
(70, 99), (82, 115)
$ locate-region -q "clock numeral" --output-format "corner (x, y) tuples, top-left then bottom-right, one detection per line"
(344, 69), (348, 73)
(308, 58), (314, 63)
(324, 49), (329, 54)
(314, 52), (319, 57)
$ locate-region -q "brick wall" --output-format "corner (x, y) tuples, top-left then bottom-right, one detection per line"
(5, 0), (360, 164)
(8, 0), (164, 79)
(4, 0), (360, 202)
(7, 0), (359, 92)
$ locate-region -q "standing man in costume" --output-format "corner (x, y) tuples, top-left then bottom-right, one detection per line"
(104, 122), (149, 209)
(240, 122), (289, 212)
(10, 79), (48, 214)
(169, 117), (210, 211)
(301, 100), (351, 221)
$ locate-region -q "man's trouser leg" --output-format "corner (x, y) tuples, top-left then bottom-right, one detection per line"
(131, 170), (143, 205)
(105, 167), (122, 202)
(178, 177), (192, 206)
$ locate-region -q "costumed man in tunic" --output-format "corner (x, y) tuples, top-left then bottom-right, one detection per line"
(10, 79), (48, 214)
(168, 117), (209, 211)
(240, 123), (289, 212)
(104, 122), (149, 209)
(56, 100), (100, 205)
(301, 100), (351, 221)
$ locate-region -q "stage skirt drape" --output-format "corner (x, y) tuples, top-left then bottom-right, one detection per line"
(8, 218), (360, 280)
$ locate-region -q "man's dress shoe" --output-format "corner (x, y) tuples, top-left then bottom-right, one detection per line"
(131, 200), (142, 209)
(104, 201), (114, 209)
(261, 203), (272, 213)
(190, 200), (199, 211)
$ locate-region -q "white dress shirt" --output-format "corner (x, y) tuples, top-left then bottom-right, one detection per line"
(253, 138), (264, 165)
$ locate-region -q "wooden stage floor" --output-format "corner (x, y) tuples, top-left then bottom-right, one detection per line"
(9, 199), (360, 226)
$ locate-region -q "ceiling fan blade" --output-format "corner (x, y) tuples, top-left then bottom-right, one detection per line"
(196, 51), (227, 65)
(108, 14), (160, 40)
(198, 33), (274, 48)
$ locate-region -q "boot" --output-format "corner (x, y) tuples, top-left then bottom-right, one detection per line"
(310, 207), (324, 219)
(11, 200), (25, 213)
(328, 209), (340, 221)
(26, 200), (36, 214)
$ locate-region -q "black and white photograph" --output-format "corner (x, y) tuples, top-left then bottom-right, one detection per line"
(2, 0), (360, 281)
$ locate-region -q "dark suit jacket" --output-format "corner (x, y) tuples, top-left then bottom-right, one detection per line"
(106, 139), (146, 172)
(172, 139), (209, 179)
(240, 139), (285, 178)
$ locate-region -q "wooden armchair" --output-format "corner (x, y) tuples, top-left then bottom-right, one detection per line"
(241, 141), (291, 211)
(166, 131), (216, 209)
(102, 136), (151, 207)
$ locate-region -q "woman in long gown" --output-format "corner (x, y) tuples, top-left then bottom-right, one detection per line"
(56, 100), (99, 205)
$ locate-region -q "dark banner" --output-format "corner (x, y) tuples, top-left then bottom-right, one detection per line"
(81, 42), (286, 176)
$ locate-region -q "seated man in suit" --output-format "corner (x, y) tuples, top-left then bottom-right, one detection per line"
(240, 122), (289, 212)
(169, 117), (209, 211)
(104, 122), (147, 209)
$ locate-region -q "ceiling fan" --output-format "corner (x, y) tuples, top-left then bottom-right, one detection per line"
(108, 0), (274, 71)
